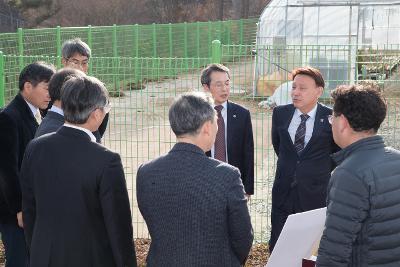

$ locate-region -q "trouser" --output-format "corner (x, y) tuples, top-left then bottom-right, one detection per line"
(0, 222), (28, 267)
(269, 187), (304, 253)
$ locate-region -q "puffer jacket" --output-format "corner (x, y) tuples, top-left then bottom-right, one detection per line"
(317, 135), (400, 267)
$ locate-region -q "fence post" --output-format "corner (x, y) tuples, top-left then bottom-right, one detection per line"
(208, 21), (212, 57)
(152, 23), (157, 57)
(183, 22), (188, 69)
(56, 26), (61, 68)
(168, 23), (173, 76)
(112, 24), (118, 94)
(0, 51), (4, 108)
(87, 25), (92, 74)
(134, 24), (139, 83)
(18, 28), (24, 71)
(196, 22), (200, 58)
(211, 40), (221, 63)
(239, 19), (244, 55)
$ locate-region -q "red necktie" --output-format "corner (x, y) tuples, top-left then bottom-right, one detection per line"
(214, 105), (226, 162)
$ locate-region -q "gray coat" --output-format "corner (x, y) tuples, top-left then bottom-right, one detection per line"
(317, 136), (400, 267)
(136, 142), (253, 267)
(35, 110), (64, 138)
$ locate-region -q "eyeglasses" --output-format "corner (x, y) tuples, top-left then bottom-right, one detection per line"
(328, 114), (340, 124)
(102, 102), (112, 114)
(66, 58), (89, 68)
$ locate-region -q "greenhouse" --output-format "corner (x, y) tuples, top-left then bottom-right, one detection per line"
(254, 0), (400, 97)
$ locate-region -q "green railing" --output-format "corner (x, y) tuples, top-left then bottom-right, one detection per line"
(0, 18), (257, 61)
(0, 38), (399, 242)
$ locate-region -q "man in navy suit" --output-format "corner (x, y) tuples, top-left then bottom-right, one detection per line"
(35, 68), (85, 138)
(269, 66), (339, 252)
(0, 62), (55, 266)
(202, 64), (254, 198)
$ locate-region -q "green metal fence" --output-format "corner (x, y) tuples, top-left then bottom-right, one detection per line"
(0, 39), (399, 243)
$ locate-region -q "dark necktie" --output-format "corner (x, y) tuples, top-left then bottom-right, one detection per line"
(214, 105), (226, 162)
(294, 114), (310, 153)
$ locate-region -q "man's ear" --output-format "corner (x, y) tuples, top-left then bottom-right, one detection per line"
(61, 58), (68, 67)
(23, 81), (33, 93)
(201, 120), (211, 137)
(203, 84), (210, 92)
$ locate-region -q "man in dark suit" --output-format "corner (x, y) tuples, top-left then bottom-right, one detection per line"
(35, 68), (85, 138)
(269, 66), (339, 252)
(20, 75), (137, 267)
(61, 38), (108, 141)
(137, 92), (253, 266)
(0, 62), (55, 267)
(201, 64), (254, 198)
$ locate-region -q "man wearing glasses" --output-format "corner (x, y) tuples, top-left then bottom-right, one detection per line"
(61, 38), (109, 142)
(20, 75), (136, 267)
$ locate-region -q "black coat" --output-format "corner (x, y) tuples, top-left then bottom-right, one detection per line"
(271, 103), (339, 210)
(206, 101), (254, 195)
(0, 93), (38, 222)
(34, 110), (64, 138)
(317, 136), (400, 267)
(20, 126), (137, 267)
(137, 142), (253, 266)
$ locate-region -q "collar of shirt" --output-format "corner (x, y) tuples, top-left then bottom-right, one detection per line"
(63, 123), (97, 142)
(24, 99), (39, 118)
(215, 101), (228, 113)
(294, 103), (318, 119)
(49, 105), (64, 116)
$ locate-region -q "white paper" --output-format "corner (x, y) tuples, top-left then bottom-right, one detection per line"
(266, 207), (327, 267)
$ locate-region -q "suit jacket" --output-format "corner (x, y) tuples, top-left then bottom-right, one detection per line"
(20, 126), (137, 267)
(35, 109), (107, 142)
(0, 93), (38, 223)
(137, 142), (253, 266)
(34, 110), (64, 138)
(271, 103), (339, 210)
(206, 101), (254, 195)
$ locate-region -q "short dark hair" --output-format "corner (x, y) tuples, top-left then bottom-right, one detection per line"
(18, 62), (55, 91)
(48, 68), (85, 102)
(61, 76), (108, 124)
(61, 38), (91, 59)
(169, 92), (215, 137)
(200, 63), (230, 87)
(331, 82), (387, 133)
(292, 66), (325, 88)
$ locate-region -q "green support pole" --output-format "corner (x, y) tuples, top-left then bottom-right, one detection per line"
(227, 20), (231, 55)
(239, 19), (244, 55)
(112, 24), (118, 94)
(152, 23), (157, 57)
(183, 22), (188, 69)
(219, 20), (223, 43)
(18, 28), (24, 71)
(56, 26), (61, 68)
(211, 40), (221, 64)
(196, 22), (200, 58)
(168, 23), (173, 76)
(0, 51), (4, 108)
(152, 23), (157, 78)
(87, 25), (93, 74)
(134, 24), (139, 83)
(208, 21), (212, 57)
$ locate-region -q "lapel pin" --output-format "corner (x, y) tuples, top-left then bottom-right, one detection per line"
(233, 114), (237, 118)
(320, 119), (324, 123)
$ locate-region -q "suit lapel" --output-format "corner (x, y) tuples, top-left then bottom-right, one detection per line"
(284, 105), (297, 154)
(15, 94), (38, 136)
(300, 103), (323, 155)
(226, 101), (234, 159)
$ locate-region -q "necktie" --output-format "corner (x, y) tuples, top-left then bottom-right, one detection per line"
(214, 105), (226, 162)
(34, 110), (42, 125)
(294, 114), (309, 153)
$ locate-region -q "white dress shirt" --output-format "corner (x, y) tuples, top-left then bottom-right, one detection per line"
(211, 101), (228, 161)
(49, 105), (64, 116)
(25, 100), (40, 118)
(63, 123), (97, 142)
(288, 104), (318, 147)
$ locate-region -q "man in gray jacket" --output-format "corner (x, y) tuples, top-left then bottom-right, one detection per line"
(136, 92), (253, 266)
(317, 83), (400, 266)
